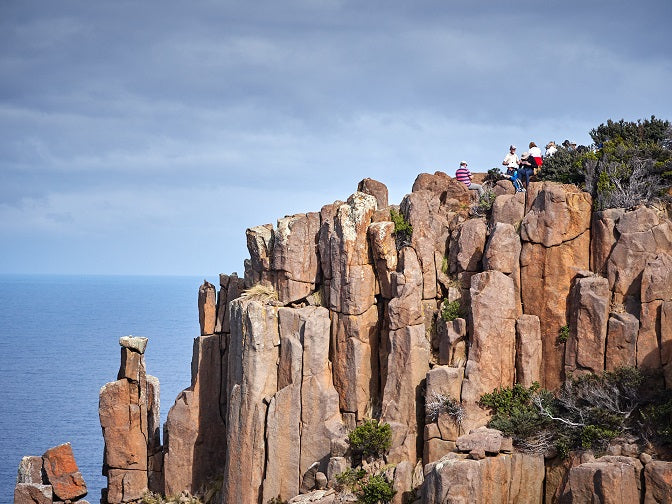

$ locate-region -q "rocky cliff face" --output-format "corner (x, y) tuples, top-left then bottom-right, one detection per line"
(22, 172), (672, 503)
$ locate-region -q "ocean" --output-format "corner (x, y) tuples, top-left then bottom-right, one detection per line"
(0, 274), (209, 503)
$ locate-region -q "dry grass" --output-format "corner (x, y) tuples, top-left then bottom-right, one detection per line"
(240, 283), (279, 303)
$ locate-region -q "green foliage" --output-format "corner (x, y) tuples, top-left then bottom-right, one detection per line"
(440, 299), (464, 321)
(334, 468), (367, 491)
(389, 208), (412, 248)
(484, 167), (505, 183)
(639, 390), (672, 444)
(348, 419), (392, 459)
(473, 188), (496, 216)
(357, 474), (397, 504)
(557, 325), (570, 344)
(539, 147), (593, 185)
(266, 498), (288, 504)
(589, 116), (670, 145)
(480, 382), (542, 416)
(142, 493), (202, 504)
(580, 425), (618, 450)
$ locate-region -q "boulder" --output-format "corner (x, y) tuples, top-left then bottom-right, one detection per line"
(358, 177), (389, 209)
(119, 336), (148, 354)
(449, 218), (487, 276)
(425, 366), (464, 443)
(388, 247), (424, 330)
(455, 427), (507, 454)
(16, 456), (44, 484)
(14, 483), (52, 504)
(560, 456), (642, 503)
(591, 208), (625, 276)
(490, 192), (526, 228)
(42, 443), (87, 501)
(106, 468), (147, 504)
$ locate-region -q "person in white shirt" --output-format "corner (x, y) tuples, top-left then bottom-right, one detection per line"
(545, 141), (557, 157)
(529, 142), (543, 175)
(502, 145), (524, 191)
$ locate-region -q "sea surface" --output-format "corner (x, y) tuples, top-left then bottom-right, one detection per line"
(0, 274), (209, 503)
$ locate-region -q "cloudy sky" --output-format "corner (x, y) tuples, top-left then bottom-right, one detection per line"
(2, 1), (671, 276)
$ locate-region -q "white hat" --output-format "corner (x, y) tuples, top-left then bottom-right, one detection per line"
(510, 145), (516, 150)
(460, 160), (467, 165)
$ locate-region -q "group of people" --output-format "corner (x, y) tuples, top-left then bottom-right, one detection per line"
(455, 141), (557, 196)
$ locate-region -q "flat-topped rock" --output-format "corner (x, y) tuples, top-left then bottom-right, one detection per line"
(119, 335), (148, 354)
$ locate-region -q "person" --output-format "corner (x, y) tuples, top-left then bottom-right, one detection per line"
(455, 161), (483, 196)
(502, 145), (524, 192)
(518, 152), (535, 188)
(529, 142), (543, 175)
(545, 141), (557, 157)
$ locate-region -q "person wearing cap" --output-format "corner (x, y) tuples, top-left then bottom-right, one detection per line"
(503, 145), (520, 171)
(545, 141), (557, 157)
(455, 161), (483, 196)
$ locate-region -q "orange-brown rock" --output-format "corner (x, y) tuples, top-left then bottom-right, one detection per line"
(14, 483), (52, 504)
(223, 299), (279, 504)
(449, 218), (487, 276)
(388, 247), (424, 330)
(516, 314), (542, 387)
(272, 212), (321, 302)
(437, 317), (467, 367)
(643, 461), (672, 503)
(381, 324), (431, 464)
(245, 223), (274, 287)
(163, 334), (225, 496)
(560, 456), (642, 503)
(565, 273), (610, 376)
(330, 305), (380, 418)
(215, 272), (242, 334)
(490, 192), (526, 228)
(16, 456), (44, 485)
(42, 443), (87, 501)
(461, 271), (517, 432)
(484, 222), (522, 315)
(425, 366), (464, 443)
(107, 468), (147, 504)
(198, 280), (217, 335)
(605, 312), (638, 371)
(368, 221), (397, 299)
(591, 208), (625, 276)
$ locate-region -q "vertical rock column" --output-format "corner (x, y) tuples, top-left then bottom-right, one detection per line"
(100, 336), (160, 504)
(520, 182), (592, 390)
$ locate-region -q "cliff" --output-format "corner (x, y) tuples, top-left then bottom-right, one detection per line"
(16, 173), (672, 504)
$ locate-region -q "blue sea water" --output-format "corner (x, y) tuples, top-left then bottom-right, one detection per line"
(0, 275), (209, 503)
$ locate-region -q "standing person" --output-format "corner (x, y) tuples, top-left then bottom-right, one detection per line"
(518, 152), (534, 188)
(455, 161), (483, 196)
(529, 142), (543, 175)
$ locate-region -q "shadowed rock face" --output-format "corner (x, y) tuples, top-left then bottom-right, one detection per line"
(82, 175), (672, 504)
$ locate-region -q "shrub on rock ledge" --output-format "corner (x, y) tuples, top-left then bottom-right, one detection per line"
(348, 419), (392, 460)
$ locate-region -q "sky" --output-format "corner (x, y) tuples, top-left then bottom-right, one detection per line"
(1, 0), (671, 276)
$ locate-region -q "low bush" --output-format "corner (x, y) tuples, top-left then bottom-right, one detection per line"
(348, 419), (392, 459)
(357, 474), (396, 504)
(390, 208), (412, 249)
(440, 299), (464, 322)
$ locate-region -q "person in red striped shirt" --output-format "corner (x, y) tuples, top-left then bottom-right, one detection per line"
(455, 161), (483, 196)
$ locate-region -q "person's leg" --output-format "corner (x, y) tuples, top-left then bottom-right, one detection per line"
(469, 183), (484, 197)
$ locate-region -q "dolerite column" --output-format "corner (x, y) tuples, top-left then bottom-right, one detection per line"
(99, 336), (161, 504)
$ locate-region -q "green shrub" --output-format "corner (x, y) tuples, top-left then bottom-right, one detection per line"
(440, 299), (463, 321)
(357, 474), (396, 504)
(580, 425), (618, 450)
(334, 468), (367, 491)
(641, 390), (672, 443)
(390, 208), (412, 248)
(348, 419), (392, 459)
(557, 325), (570, 344)
(484, 167), (505, 183)
(472, 188), (496, 216)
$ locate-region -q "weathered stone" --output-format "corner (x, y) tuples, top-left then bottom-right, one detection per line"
(118, 347), (142, 381)
(300, 462), (320, 494)
(644, 461), (672, 503)
(198, 280), (217, 335)
(449, 218), (487, 275)
(146, 375), (162, 493)
(330, 305), (379, 418)
(520, 231), (590, 390)
(490, 192), (526, 228)
(456, 427), (505, 454)
(223, 299), (279, 504)
(245, 223), (274, 287)
(425, 366), (464, 443)
(391, 461), (413, 504)
(424, 438), (457, 466)
(591, 208), (626, 276)
(663, 301), (672, 388)
(381, 324), (431, 464)
(315, 472), (328, 490)
(388, 247), (424, 330)
(560, 456), (642, 504)
(520, 182), (592, 247)
(42, 443), (87, 501)
(368, 221), (398, 299)
(106, 468), (147, 504)
(469, 448), (486, 460)
(119, 336), (148, 354)
(483, 222), (521, 275)
(163, 334), (225, 496)
(401, 191), (439, 299)
(509, 453), (545, 503)
(325, 193), (378, 314)
(16, 456), (44, 484)
(13, 483), (52, 504)
(607, 206), (672, 307)
(272, 212), (321, 303)
(100, 380), (147, 471)
(288, 489), (337, 504)
(516, 315), (542, 387)
(461, 271), (517, 432)
(437, 317), (467, 367)
(606, 312), (639, 371)
(326, 457), (349, 484)
(358, 177), (388, 209)
(565, 274), (610, 376)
